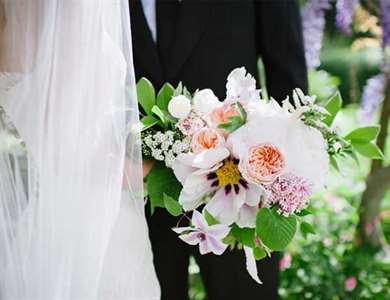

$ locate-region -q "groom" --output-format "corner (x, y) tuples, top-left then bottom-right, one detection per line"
(130, 0), (307, 299)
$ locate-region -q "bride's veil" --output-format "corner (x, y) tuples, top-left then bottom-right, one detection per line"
(0, 0), (158, 299)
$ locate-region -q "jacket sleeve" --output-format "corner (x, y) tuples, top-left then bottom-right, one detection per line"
(255, 0), (308, 101)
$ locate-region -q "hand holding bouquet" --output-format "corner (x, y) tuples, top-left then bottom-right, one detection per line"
(137, 68), (383, 283)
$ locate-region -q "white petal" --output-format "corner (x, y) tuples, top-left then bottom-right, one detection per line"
(237, 205), (258, 228)
(182, 148), (230, 169)
(193, 89), (221, 115)
(244, 183), (264, 206)
(199, 239), (211, 255)
(207, 236), (228, 255)
(206, 224), (230, 239)
(244, 246), (262, 284)
(172, 227), (192, 234)
(179, 190), (205, 211)
(205, 188), (243, 225)
(191, 210), (208, 230)
(172, 158), (196, 184)
(179, 232), (201, 246)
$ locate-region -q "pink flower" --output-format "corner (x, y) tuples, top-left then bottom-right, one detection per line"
(345, 276), (357, 291)
(173, 211), (230, 255)
(264, 173), (312, 216)
(209, 102), (240, 129)
(191, 127), (225, 154)
(279, 253), (292, 270)
(177, 113), (206, 136)
(242, 143), (285, 185)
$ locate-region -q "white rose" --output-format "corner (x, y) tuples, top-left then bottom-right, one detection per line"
(168, 95), (192, 119)
(192, 89), (221, 115)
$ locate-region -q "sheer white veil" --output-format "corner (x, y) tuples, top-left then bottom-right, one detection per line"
(0, 0), (159, 299)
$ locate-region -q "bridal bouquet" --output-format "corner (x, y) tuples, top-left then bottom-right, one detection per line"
(137, 68), (383, 283)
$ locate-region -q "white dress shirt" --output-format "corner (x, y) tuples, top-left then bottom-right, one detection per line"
(140, 0), (157, 42)
(140, 0), (182, 43)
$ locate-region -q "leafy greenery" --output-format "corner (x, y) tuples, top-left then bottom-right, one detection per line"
(137, 78), (156, 115)
(256, 208), (297, 251)
(146, 162), (182, 213)
(163, 193), (183, 217)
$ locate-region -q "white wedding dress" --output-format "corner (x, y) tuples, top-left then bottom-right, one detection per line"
(0, 1), (160, 299)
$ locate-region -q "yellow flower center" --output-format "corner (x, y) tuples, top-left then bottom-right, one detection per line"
(216, 160), (241, 187)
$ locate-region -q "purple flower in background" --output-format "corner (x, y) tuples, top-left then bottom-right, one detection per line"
(336, 0), (359, 35)
(301, 0), (331, 69)
(380, 0), (390, 47)
(360, 73), (387, 124)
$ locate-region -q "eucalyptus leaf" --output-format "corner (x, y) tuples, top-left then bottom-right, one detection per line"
(137, 78), (155, 115)
(256, 208), (297, 251)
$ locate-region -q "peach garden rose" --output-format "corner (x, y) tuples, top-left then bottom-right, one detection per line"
(191, 127), (224, 154)
(244, 143), (285, 184)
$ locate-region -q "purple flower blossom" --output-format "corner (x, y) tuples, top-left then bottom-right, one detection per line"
(380, 0), (390, 47)
(336, 0), (359, 35)
(360, 73), (387, 124)
(301, 0), (331, 69)
(173, 210), (230, 255)
(264, 173), (312, 216)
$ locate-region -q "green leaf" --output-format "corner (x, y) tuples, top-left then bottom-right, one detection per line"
(323, 92), (342, 126)
(300, 221), (316, 239)
(330, 155), (340, 171)
(137, 78), (156, 115)
(147, 162), (182, 212)
(296, 208), (313, 217)
(237, 102), (247, 122)
(183, 86), (192, 98)
(140, 115), (159, 131)
(174, 82), (183, 96)
(256, 208), (297, 251)
(163, 193), (183, 217)
(352, 141), (385, 160)
(204, 209), (219, 226)
(157, 83), (175, 111)
(345, 126), (380, 143)
(253, 247), (267, 260)
(151, 105), (167, 126)
(231, 225), (256, 248)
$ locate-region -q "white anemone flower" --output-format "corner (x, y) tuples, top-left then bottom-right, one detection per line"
(172, 146), (264, 228)
(228, 113), (329, 193)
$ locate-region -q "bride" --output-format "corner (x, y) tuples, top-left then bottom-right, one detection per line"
(0, 0), (160, 299)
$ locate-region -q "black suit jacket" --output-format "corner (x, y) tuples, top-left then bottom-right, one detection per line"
(130, 0), (307, 100)
(130, 2), (307, 299)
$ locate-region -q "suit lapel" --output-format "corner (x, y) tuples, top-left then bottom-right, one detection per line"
(130, 0), (163, 84)
(167, 0), (209, 79)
